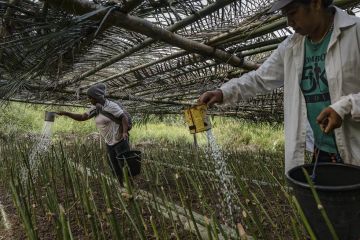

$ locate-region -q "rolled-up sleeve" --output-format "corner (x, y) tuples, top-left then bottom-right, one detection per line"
(331, 93), (360, 121)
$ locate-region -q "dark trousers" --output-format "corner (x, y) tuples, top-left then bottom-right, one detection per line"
(106, 139), (130, 185)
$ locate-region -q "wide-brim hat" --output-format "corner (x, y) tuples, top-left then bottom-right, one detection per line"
(269, 0), (294, 13)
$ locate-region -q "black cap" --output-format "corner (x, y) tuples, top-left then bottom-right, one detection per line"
(269, 0), (294, 13)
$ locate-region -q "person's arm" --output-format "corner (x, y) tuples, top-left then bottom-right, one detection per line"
(198, 89), (223, 107)
(317, 93), (360, 133)
(57, 111), (91, 121)
(219, 41), (285, 104)
(199, 38), (287, 106)
(316, 107), (342, 134)
(119, 114), (129, 140)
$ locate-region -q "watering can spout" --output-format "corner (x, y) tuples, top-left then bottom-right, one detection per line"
(45, 111), (56, 122)
(184, 104), (211, 134)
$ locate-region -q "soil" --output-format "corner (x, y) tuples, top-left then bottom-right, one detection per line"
(0, 138), (303, 239)
(0, 177), (196, 240)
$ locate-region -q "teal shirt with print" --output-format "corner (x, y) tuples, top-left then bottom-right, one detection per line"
(300, 30), (337, 153)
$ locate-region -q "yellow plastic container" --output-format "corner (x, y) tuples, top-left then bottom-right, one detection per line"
(184, 104), (211, 134)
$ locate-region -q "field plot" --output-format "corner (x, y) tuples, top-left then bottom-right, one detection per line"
(0, 132), (312, 239)
(1, 0), (360, 238)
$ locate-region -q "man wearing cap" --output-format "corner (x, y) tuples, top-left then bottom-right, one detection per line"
(199, 0), (360, 172)
(57, 83), (131, 185)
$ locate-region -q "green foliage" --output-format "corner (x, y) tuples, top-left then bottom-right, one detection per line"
(0, 103), (96, 137)
(130, 117), (284, 153)
(0, 103), (284, 152)
(131, 123), (195, 145)
(211, 118), (284, 152)
(0, 137), (303, 239)
(0, 106), (303, 239)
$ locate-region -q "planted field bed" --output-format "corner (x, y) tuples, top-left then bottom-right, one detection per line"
(0, 132), (314, 239)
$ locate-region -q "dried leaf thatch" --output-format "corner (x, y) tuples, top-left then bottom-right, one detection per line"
(0, 0), (359, 120)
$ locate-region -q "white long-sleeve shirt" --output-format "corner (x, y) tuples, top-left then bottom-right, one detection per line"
(87, 100), (125, 146)
(220, 7), (360, 172)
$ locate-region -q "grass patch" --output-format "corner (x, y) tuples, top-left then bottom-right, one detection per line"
(0, 102), (284, 153)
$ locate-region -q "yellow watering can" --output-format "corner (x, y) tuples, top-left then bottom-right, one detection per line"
(184, 104), (211, 134)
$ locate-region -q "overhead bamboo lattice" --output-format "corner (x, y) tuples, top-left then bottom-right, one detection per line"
(0, 0), (359, 120)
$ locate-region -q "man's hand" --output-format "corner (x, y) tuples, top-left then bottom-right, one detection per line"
(122, 132), (129, 141)
(316, 107), (342, 133)
(198, 89), (223, 107)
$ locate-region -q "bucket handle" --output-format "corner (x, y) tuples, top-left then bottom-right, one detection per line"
(310, 131), (325, 181)
(311, 117), (344, 181)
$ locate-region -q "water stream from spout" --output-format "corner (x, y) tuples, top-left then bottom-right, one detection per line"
(20, 120), (54, 184)
(206, 129), (238, 225)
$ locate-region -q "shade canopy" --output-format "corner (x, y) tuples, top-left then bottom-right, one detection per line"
(0, 0), (359, 120)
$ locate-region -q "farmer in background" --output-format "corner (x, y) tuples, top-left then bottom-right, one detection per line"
(57, 83), (131, 185)
(198, 0), (360, 172)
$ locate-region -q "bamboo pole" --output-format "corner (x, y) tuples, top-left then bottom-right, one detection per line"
(241, 44), (278, 56)
(2, 82), (193, 106)
(0, 0), (21, 63)
(50, 0), (256, 88)
(120, 0), (145, 14)
(4, 98), (85, 108)
(206, 15), (283, 46)
(81, 50), (189, 91)
(81, 14), (279, 91)
(119, 42), (278, 97)
(105, 0), (360, 99)
(109, 39), (279, 95)
(82, 0), (360, 91)
(5, 0), (359, 109)
(69, 0), (239, 87)
(216, 19), (287, 46)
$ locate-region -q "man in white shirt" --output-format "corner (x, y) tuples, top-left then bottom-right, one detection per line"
(199, 0), (360, 172)
(58, 83), (131, 185)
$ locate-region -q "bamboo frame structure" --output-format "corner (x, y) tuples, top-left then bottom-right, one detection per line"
(0, 0), (359, 119)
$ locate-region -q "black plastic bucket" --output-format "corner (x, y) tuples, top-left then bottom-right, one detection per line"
(286, 163), (360, 240)
(118, 150), (142, 177)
